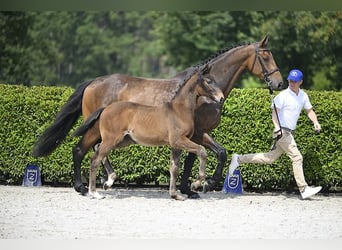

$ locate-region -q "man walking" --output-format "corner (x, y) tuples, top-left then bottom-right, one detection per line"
(229, 69), (322, 199)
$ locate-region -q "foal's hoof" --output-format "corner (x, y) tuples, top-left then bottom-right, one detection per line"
(171, 194), (186, 201)
(103, 183), (109, 190)
(190, 182), (200, 192)
(89, 192), (105, 200)
(75, 184), (88, 195)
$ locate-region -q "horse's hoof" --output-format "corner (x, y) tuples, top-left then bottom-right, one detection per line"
(180, 187), (200, 198)
(205, 178), (218, 191)
(75, 184), (88, 195)
(202, 181), (210, 193)
(188, 192), (201, 199)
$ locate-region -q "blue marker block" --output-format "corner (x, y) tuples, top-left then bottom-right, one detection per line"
(22, 164), (42, 187)
(222, 169), (243, 195)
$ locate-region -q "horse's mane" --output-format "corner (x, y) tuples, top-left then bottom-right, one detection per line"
(193, 41), (253, 67)
(170, 41), (253, 99)
(172, 41), (252, 79)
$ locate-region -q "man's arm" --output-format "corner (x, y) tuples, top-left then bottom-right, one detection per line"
(272, 108), (281, 131)
(306, 108), (321, 132)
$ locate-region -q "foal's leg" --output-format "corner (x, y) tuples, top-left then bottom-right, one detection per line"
(194, 133), (227, 193)
(102, 158), (117, 190)
(189, 145), (207, 192)
(169, 148), (185, 201)
(89, 132), (125, 199)
(173, 139), (208, 195)
(89, 142), (115, 199)
(93, 143), (117, 190)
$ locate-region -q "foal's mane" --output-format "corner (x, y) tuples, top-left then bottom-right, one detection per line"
(171, 67), (201, 100)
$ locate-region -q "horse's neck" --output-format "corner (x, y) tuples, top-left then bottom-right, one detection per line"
(209, 45), (253, 97)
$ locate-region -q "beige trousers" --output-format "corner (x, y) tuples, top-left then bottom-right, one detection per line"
(238, 130), (308, 192)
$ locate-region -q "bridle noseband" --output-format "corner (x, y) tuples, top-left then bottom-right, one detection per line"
(251, 43), (280, 94)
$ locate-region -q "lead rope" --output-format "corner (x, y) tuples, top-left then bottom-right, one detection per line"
(269, 87), (282, 151)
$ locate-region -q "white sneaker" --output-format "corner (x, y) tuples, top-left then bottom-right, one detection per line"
(228, 154), (240, 176)
(300, 186), (322, 199)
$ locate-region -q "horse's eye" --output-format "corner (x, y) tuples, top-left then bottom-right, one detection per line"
(263, 56), (270, 62)
(261, 51), (271, 62)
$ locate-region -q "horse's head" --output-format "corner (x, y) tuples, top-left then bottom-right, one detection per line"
(195, 65), (224, 105)
(247, 36), (283, 92)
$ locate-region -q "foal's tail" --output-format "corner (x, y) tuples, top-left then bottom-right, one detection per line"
(32, 79), (94, 157)
(73, 107), (105, 137)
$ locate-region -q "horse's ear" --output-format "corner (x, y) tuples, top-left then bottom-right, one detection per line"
(260, 35), (269, 48)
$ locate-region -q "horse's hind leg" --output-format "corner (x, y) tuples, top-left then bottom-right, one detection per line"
(73, 140), (92, 195)
(73, 128), (101, 195)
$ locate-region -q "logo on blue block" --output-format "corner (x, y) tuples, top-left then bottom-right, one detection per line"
(222, 169), (243, 195)
(22, 164), (42, 187)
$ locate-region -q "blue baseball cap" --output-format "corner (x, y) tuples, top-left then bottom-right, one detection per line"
(287, 69), (303, 82)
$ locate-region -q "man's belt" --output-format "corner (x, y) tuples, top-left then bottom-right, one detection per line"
(281, 127), (295, 134)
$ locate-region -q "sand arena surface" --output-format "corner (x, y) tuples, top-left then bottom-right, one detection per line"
(0, 185), (341, 239)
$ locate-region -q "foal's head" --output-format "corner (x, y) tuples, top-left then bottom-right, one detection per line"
(194, 66), (224, 105)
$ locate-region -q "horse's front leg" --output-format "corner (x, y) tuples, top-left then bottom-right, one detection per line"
(194, 133), (227, 193)
(180, 153), (201, 199)
(169, 148), (185, 201)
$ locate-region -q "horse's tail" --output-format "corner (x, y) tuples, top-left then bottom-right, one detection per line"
(32, 79), (94, 157)
(73, 107), (105, 137)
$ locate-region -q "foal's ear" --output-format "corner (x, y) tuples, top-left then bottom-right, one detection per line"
(260, 35), (269, 48)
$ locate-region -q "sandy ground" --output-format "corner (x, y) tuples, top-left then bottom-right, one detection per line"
(0, 185), (341, 239)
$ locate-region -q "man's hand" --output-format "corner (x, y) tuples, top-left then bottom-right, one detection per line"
(273, 128), (282, 139)
(314, 122), (321, 134)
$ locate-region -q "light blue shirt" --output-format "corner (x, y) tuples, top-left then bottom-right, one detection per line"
(272, 88), (312, 130)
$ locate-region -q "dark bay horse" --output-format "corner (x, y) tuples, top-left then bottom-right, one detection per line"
(73, 67), (224, 200)
(33, 36), (283, 197)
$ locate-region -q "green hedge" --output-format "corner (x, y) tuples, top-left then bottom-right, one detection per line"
(0, 83), (341, 192)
